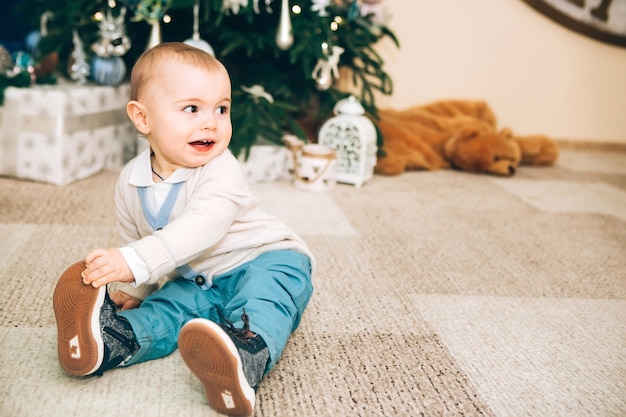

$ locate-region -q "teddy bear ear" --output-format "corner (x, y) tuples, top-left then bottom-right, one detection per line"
(499, 127), (514, 139)
(444, 126), (480, 160)
(457, 126), (482, 141)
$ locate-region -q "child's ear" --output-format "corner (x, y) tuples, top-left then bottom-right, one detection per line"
(127, 100), (150, 135)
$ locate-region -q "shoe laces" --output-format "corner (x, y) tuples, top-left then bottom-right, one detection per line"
(221, 309), (263, 348)
(220, 308), (269, 390)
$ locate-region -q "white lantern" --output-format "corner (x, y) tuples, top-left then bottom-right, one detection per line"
(318, 95), (377, 188)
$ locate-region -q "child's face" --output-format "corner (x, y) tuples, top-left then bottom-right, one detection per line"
(139, 62), (232, 172)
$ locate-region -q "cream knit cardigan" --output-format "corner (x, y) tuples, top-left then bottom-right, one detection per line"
(113, 149), (314, 300)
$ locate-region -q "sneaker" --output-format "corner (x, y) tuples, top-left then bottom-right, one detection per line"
(53, 260), (139, 377)
(178, 311), (270, 417)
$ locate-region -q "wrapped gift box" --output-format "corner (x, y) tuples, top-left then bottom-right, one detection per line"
(238, 139), (293, 183)
(0, 82), (136, 185)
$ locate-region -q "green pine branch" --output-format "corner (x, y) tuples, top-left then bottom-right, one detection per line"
(10, 0), (399, 156)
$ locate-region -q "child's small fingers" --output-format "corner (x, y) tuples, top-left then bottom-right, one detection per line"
(81, 270), (91, 285)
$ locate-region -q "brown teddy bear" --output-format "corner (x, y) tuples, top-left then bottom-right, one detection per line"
(375, 100), (558, 176)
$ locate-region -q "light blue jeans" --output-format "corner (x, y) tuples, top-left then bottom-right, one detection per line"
(119, 250), (313, 373)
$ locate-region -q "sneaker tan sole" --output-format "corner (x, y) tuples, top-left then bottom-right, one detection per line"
(179, 318), (255, 417)
(53, 261), (105, 376)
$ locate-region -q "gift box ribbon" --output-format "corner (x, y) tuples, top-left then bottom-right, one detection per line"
(1, 91), (129, 176)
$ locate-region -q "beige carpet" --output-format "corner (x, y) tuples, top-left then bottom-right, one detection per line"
(1, 148), (625, 417)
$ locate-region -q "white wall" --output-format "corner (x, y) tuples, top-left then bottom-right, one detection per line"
(377, 0), (626, 144)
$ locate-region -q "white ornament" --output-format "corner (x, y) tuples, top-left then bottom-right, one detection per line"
(275, 0), (293, 50)
(70, 30), (91, 84)
(261, 0), (274, 13)
(91, 7), (131, 58)
(251, 0), (271, 13)
(146, 20), (162, 50)
(40, 11), (54, 36)
(184, 0), (214, 55)
(318, 96), (377, 188)
(311, 0), (332, 16)
(242, 84), (274, 103)
(222, 0), (249, 14)
(311, 44), (344, 90)
(361, 0), (385, 24)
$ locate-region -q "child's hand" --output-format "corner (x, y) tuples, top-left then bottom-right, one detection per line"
(109, 291), (142, 311)
(82, 248), (134, 288)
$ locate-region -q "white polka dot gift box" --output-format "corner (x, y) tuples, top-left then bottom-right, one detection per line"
(0, 81), (136, 185)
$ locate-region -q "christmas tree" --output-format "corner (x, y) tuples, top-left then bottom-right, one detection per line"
(11, 0), (398, 157)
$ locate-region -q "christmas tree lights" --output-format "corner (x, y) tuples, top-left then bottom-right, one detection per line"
(10, 0), (398, 156)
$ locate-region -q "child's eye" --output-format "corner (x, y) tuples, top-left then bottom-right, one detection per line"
(183, 105), (199, 113)
(216, 105), (229, 115)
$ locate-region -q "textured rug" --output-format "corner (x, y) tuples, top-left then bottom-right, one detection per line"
(1, 149), (625, 417)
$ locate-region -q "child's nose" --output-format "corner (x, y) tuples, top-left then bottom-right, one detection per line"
(201, 113), (217, 130)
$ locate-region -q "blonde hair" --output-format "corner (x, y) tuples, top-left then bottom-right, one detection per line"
(129, 42), (228, 101)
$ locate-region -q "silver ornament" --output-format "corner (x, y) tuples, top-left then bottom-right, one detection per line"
(184, 0), (214, 55)
(275, 0), (293, 50)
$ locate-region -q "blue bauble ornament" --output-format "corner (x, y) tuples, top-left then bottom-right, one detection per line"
(91, 56), (126, 86)
(25, 31), (41, 56)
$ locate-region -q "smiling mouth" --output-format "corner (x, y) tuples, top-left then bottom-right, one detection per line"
(189, 140), (215, 149)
